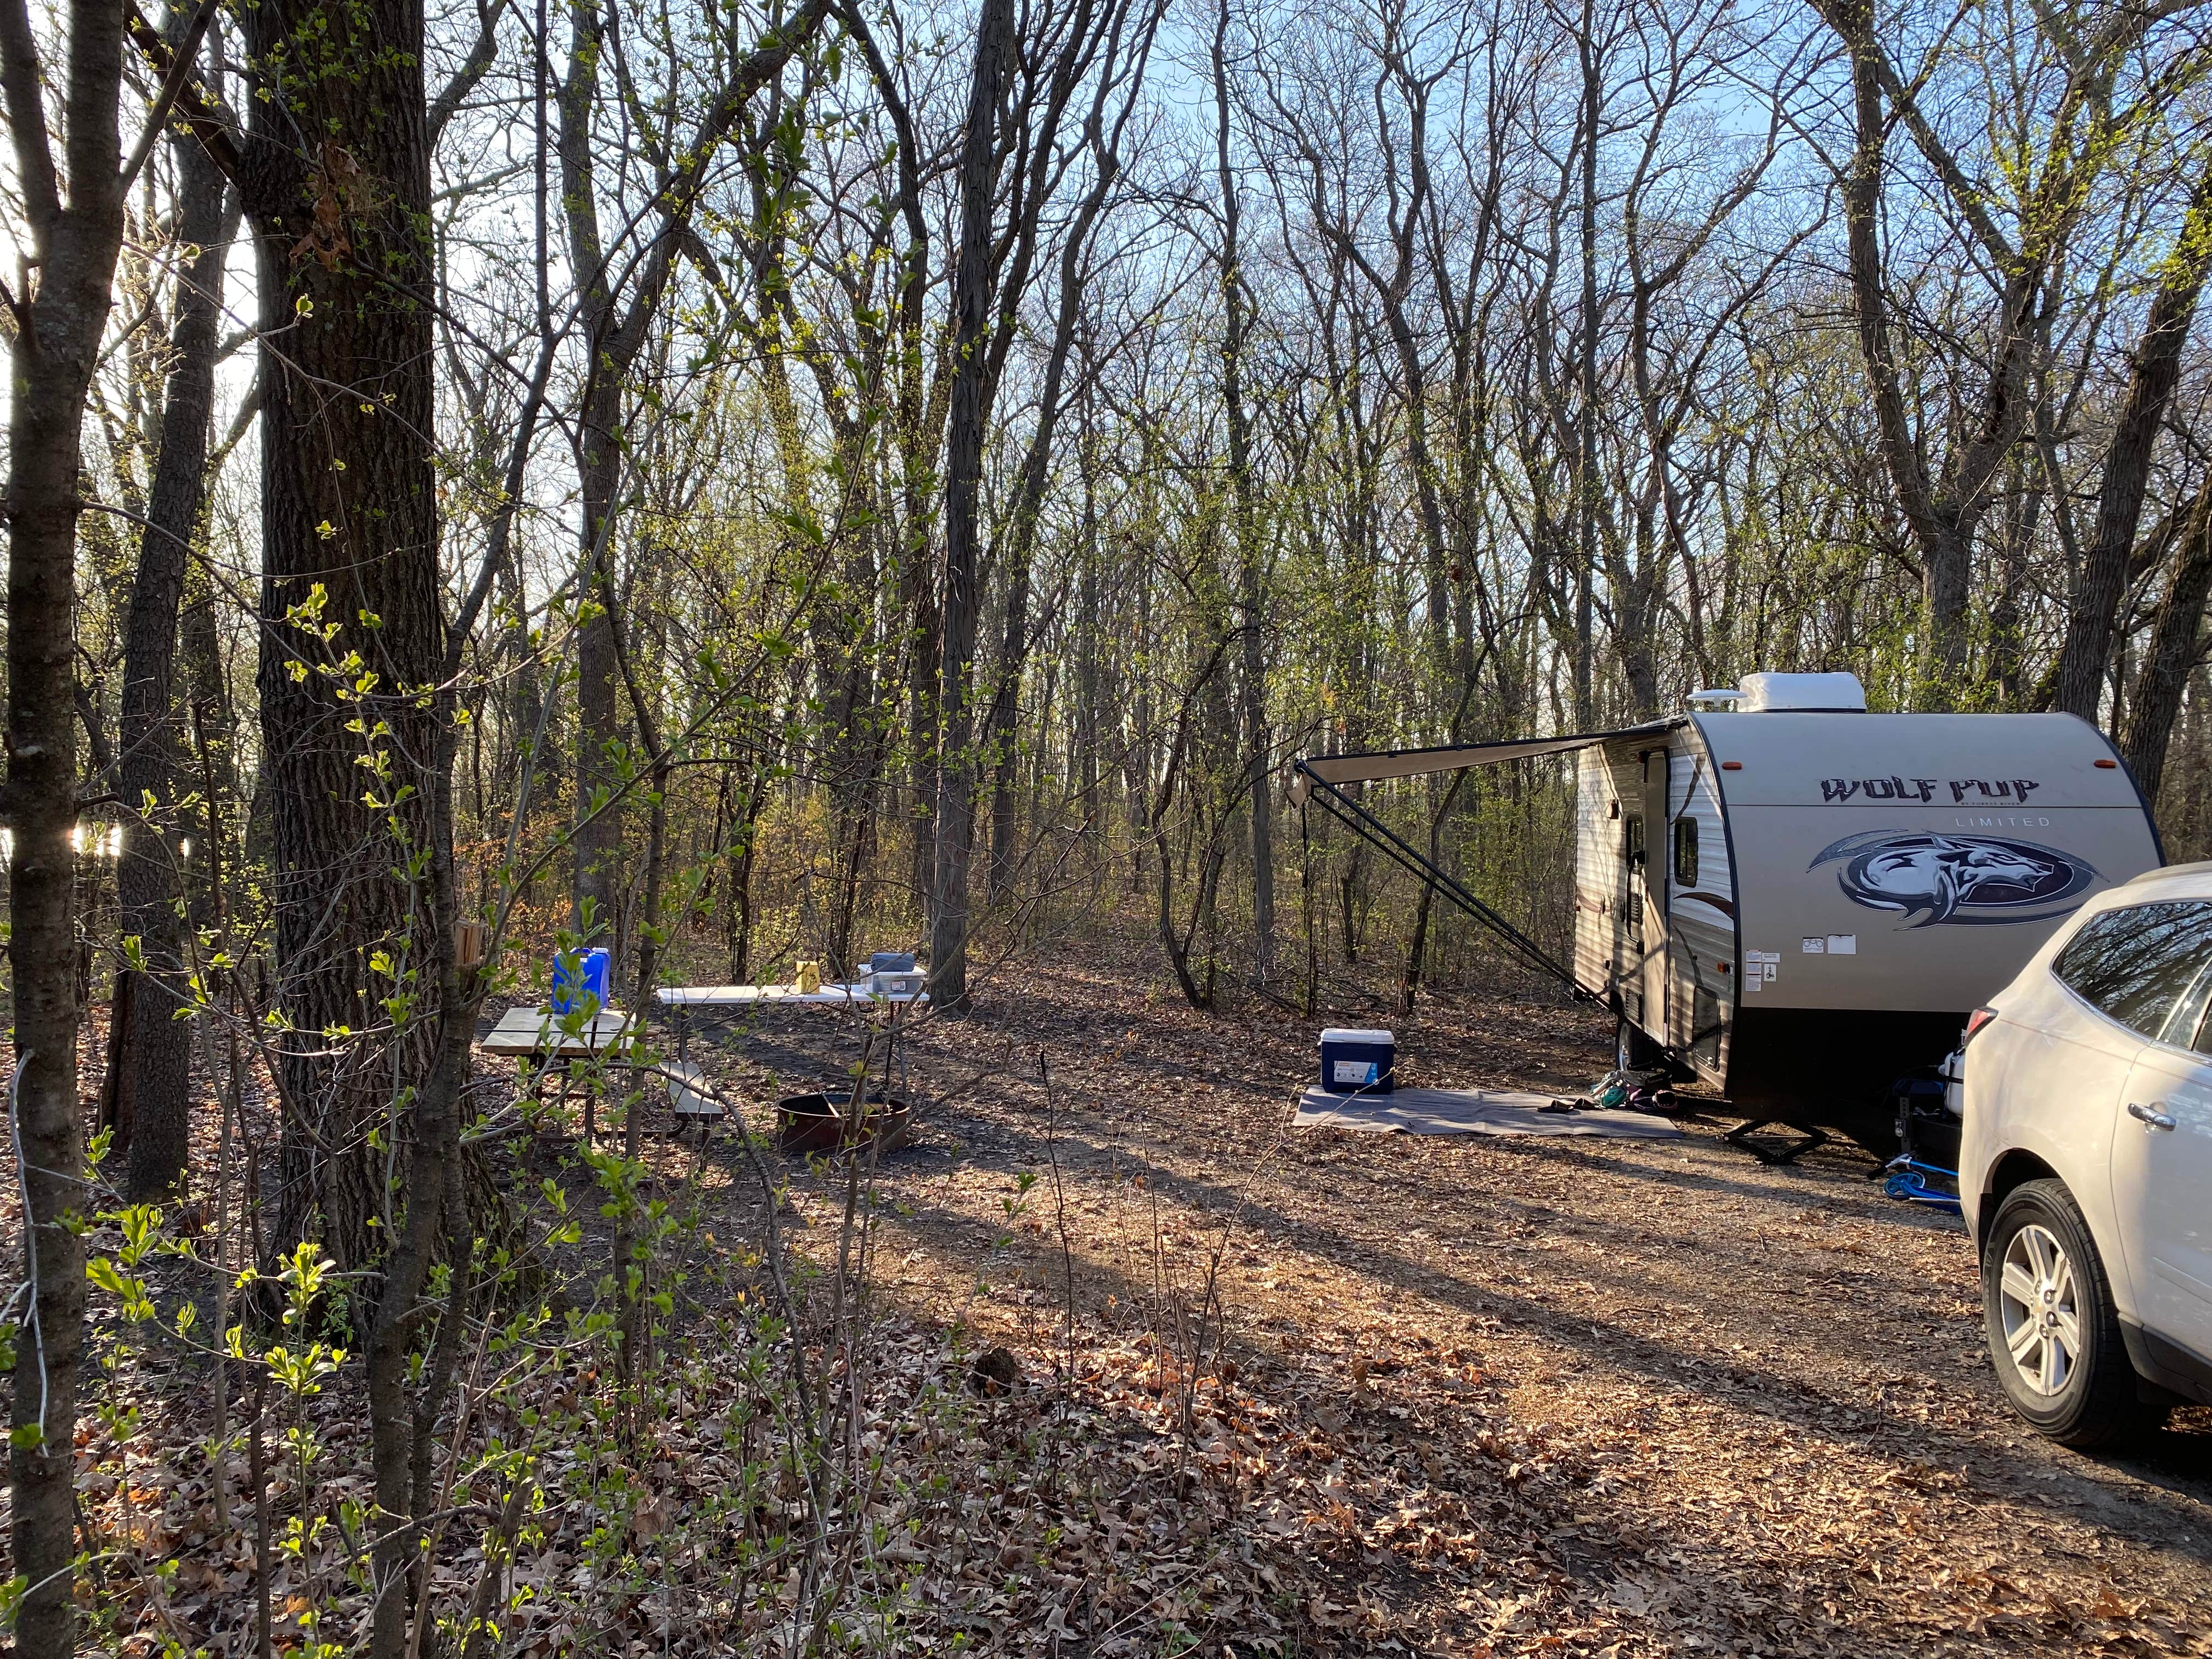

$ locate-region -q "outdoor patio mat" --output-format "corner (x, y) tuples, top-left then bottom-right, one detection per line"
(1294, 1085), (1685, 1139)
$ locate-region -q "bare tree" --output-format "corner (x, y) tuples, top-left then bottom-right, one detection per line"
(0, 0), (146, 1644)
(105, 32), (238, 1202)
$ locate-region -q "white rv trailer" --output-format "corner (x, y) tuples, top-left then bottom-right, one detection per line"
(1289, 672), (2164, 1143)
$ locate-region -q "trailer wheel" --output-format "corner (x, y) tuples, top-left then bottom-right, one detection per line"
(1980, 1180), (2160, 1447)
(1616, 1018), (1666, 1071)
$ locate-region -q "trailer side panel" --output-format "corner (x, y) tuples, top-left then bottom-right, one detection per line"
(1572, 747), (1622, 1000)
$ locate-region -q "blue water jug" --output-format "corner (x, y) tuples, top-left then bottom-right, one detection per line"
(550, 946), (611, 1015)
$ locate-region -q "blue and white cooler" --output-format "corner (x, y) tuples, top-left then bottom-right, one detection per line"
(1318, 1027), (1395, 1096)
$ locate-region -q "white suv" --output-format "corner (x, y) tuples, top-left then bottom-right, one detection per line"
(1960, 862), (2212, 1446)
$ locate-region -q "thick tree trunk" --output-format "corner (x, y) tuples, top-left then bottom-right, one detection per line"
(232, 10), (504, 1655)
(928, 0), (1016, 1011)
(0, 0), (128, 1647)
(238, 0), (444, 1285)
(108, 132), (236, 1201)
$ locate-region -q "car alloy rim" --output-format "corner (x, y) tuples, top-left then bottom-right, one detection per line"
(2000, 1222), (2083, 1398)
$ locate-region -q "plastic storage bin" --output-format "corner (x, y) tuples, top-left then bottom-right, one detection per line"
(1319, 1027), (1395, 1094)
(549, 946), (611, 1015)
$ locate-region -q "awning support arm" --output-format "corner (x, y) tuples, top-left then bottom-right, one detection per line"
(1295, 763), (1596, 1004)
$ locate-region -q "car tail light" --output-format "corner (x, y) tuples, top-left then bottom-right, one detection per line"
(1962, 1006), (1999, 1047)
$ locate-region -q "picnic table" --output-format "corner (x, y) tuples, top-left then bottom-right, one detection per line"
(656, 979), (926, 1105)
(478, 1003), (641, 1142)
(479, 1003), (638, 1057)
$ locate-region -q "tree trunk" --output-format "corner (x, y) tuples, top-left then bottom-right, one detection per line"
(986, 143), (1126, 902)
(928, 0), (1017, 1012)
(1820, 0), (2050, 707)
(2123, 470), (2212, 802)
(108, 129), (237, 1201)
(1213, 0), (1272, 975)
(2051, 169), (2212, 720)
(554, 0), (832, 943)
(560, 0), (627, 944)
(237, 0), (444, 1286)
(0, 0), (129, 1647)
(1574, 0), (1600, 730)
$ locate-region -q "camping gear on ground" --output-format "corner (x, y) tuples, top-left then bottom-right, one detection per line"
(870, 951), (917, 973)
(1878, 1059), (1963, 1211)
(1584, 1070), (1685, 1118)
(1294, 1085), (1684, 1140)
(775, 1090), (913, 1155)
(1289, 670), (2162, 1152)
(1319, 1027), (1396, 1094)
(1882, 1157), (1962, 1212)
(1592, 1066), (1670, 1109)
(795, 959), (822, 995)
(549, 946), (611, 1015)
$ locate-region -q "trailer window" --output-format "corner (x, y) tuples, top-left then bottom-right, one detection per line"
(1673, 818), (1699, 887)
(1624, 814), (1645, 868)
(2053, 900), (2212, 1042)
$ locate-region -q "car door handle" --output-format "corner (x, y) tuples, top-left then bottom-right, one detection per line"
(2127, 1101), (2178, 1131)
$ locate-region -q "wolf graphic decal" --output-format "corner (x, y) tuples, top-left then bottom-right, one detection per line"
(1808, 832), (2098, 927)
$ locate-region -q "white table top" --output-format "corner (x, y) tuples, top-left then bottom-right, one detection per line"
(657, 980), (926, 1008)
(479, 1004), (639, 1057)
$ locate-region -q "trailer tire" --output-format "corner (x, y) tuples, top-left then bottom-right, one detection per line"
(1980, 1180), (2159, 1448)
(1616, 1018), (1666, 1071)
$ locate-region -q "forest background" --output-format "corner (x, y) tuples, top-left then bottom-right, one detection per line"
(5, 0), (2212, 1651)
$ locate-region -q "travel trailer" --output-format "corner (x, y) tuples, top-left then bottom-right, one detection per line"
(1289, 672), (2164, 1146)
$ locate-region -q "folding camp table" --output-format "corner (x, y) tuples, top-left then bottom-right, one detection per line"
(656, 980), (927, 1107)
(478, 1003), (639, 1143)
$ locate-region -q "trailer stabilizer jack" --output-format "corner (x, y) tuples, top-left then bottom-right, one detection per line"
(1722, 1118), (1831, 1166)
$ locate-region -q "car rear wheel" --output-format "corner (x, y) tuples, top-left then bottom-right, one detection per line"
(1981, 1180), (2156, 1447)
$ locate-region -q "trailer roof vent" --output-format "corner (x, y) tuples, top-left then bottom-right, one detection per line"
(1737, 670), (1866, 713)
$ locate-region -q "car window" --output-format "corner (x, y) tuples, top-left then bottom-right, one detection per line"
(2164, 957), (2212, 1054)
(2052, 900), (2212, 1042)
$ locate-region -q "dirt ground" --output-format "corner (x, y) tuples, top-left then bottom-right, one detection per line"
(682, 932), (2212, 1657)
(49, 928), (2212, 1657)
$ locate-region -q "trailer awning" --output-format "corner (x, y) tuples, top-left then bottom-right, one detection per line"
(1288, 719), (1683, 803)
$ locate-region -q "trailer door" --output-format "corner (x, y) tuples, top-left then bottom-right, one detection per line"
(1641, 749), (1670, 1036)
